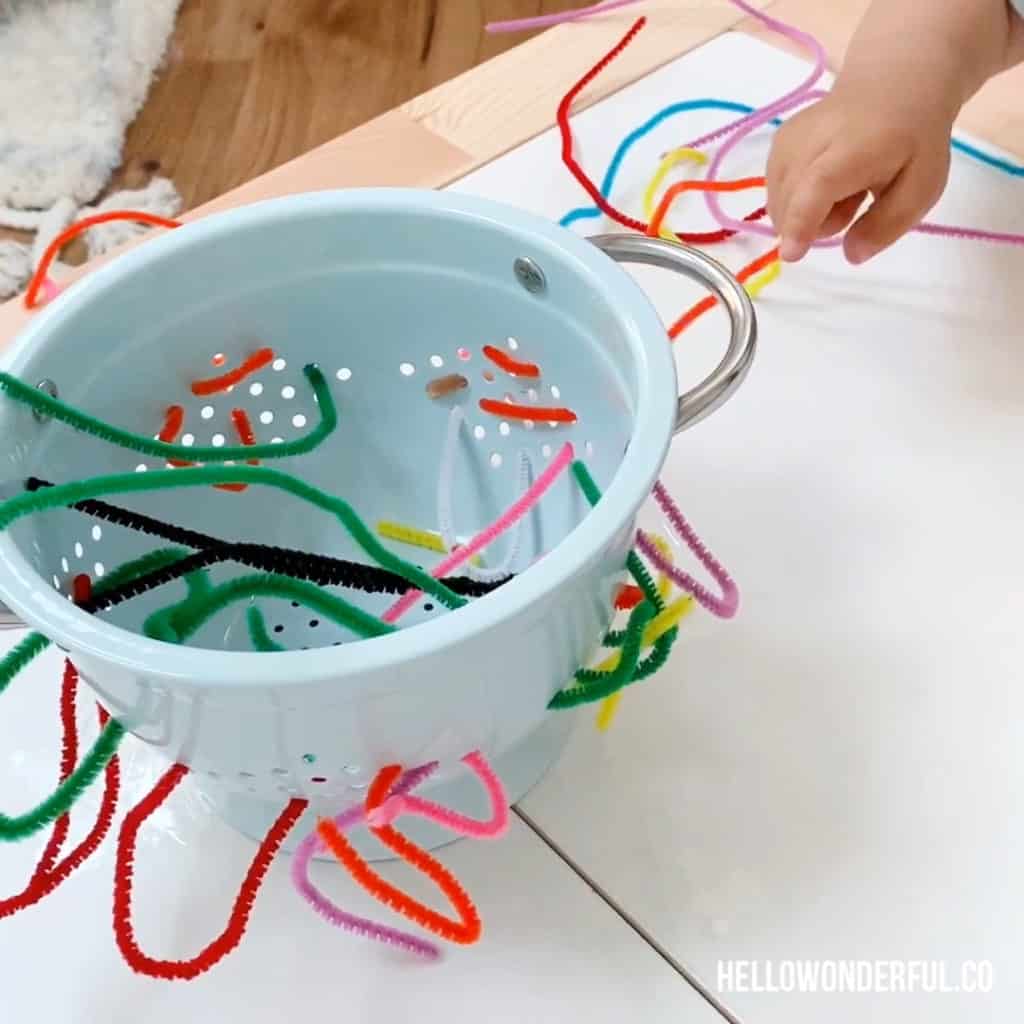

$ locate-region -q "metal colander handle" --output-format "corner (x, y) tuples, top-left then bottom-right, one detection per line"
(590, 234), (757, 434)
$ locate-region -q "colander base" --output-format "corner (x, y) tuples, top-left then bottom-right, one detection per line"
(212, 711), (574, 861)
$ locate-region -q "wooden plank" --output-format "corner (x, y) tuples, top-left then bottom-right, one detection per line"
(402, 0), (773, 166)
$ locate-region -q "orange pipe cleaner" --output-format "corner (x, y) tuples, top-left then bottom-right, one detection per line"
(25, 210), (181, 310)
(647, 176), (766, 242)
(316, 764), (482, 946)
(482, 345), (541, 379)
(190, 349), (275, 397)
(644, 174), (778, 342)
(667, 246), (780, 340)
(161, 403), (257, 492)
(158, 405), (185, 444)
(479, 398), (578, 424)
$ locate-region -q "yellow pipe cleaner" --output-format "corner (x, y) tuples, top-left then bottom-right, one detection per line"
(377, 520), (482, 567)
(745, 255), (782, 299)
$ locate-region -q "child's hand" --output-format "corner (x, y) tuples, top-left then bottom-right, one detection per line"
(766, 88), (953, 265)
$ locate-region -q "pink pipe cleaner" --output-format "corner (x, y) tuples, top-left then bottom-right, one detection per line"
(635, 481), (739, 619)
(367, 751), (510, 839)
(486, 0), (644, 34)
(684, 0), (827, 151)
(382, 442), (575, 623)
(291, 762), (441, 959)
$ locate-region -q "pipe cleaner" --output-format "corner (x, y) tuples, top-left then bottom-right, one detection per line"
(687, 0), (827, 154)
(27, 479), (504, 598)
(113, 762), (307, 980)
(641, 175), (782, 340)
(143, 573), (397, 646)
(377, 519), (484, 569)
(548, 463), (713, 708)
(367, 751), (510, 840)
(0, 717), (123, 842)
(0, 363), (336, 463)
(643, 148), (708, 241)
(550, 599), (655, 708)
(695, 5), (1024, 249)
(25, 209), (181, 310)
(191, 349), (274, 397)
(247, 607), (285, 653)
(647, 175), (766, 241)
(437, 406), (529, 584)
(478, 398), (578, 424)
(667, 245), (780, 340)
(636, 480), (739, 618)
(559, 99), (780, 230)
(292, 761), (445, 958)
(481, 344), (541, 379)
(0, 660), (120, 919)
(596, 533), (683, 730)
(383, 442), (574, 623)
(556, 17), (768, 244)
(2, 466), (467, 612)
(318, 765), (482, 946)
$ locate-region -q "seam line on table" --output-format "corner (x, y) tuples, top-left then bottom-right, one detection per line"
(512, 805), (744, 1024)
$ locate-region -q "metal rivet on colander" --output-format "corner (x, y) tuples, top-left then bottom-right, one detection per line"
(33, 379), (58, 423)
(513, 257), (547, 295)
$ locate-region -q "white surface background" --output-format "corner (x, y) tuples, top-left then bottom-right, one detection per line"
(3, 29), (1024, 1023)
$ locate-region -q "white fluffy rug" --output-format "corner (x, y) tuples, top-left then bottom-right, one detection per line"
(0, 0), (183, 298)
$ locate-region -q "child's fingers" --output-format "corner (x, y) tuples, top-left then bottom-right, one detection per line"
(817, 191), (869, 241)
(842, 162), (942, 264)
(766, 123), (828, 250)
(776, 150), (870, 261)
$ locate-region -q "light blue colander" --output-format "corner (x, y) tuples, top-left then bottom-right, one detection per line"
(0, 189), (755, 850)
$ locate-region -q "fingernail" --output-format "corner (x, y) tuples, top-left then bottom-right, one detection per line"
(845, 238), (873, 265)
(779, 238), (805, 262)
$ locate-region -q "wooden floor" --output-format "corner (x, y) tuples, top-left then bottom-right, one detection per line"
(114, 0), (593, 211)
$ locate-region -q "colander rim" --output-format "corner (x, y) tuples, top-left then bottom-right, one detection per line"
(0, 187), (677, 688)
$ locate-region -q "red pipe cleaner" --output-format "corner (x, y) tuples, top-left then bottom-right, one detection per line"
(0, 661), (121, 920)
(557, 17), (767, 244)
(113, 763), (306, 980)
(25, 210), (182, 310)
